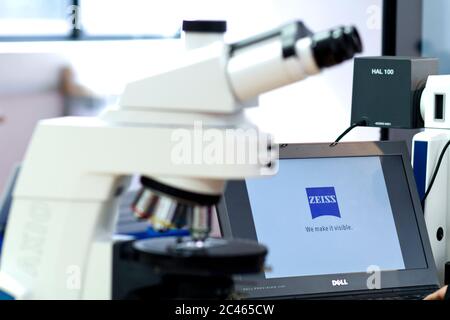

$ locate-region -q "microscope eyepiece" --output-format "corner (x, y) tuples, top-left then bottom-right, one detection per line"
(227, 22), (362, 102)
(311, 25), (363, 68)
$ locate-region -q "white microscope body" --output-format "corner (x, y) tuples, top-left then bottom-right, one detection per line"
(413, 75), (450, 285)
(0, 21), (362, 299)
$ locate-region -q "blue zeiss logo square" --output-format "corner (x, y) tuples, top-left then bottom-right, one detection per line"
(306, 187), (341, 219)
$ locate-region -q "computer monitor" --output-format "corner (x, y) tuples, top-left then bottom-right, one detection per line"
(217, 142), (439, 299)
(382, 0), (422, 57)
(383, 0), (450, 74)
(381, 0), (447, 144)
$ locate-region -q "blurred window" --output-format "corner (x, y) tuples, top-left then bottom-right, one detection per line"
(0, 0), (179, 41)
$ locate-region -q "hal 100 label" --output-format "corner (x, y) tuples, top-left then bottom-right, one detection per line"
(371, 68), (395, 76)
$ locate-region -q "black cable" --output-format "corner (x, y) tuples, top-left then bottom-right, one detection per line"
(380, 128), (390, 141)
(330, 120), (367, 147)
(421, 140), (450, 208)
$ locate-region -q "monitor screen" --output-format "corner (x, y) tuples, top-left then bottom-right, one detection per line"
(245, 157), (406, 279)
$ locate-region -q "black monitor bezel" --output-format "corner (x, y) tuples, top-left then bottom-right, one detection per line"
(382, 0), (423, 56)
(381, 0), (425, 147)
(217, 141), (438, 299)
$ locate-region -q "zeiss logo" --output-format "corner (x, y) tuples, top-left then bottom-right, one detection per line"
(332, 279), (349, 287)
(306, 187), (341, 219)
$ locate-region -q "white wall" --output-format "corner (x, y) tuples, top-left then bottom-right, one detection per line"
(158, 0), (384, 142)
(68, 0), (383, 143)
(247, 0), (383, 143)
(0, 0), (383, 190)
(0, 54), (67, 190)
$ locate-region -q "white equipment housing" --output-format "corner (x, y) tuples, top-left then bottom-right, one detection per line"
(413, 75), (450, 285)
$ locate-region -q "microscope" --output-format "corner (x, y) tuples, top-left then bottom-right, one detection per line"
(0, 20), (362, 299)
